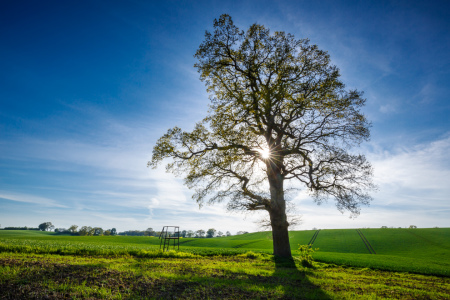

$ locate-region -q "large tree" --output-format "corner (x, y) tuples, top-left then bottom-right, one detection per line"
(150, 15), (375, 258)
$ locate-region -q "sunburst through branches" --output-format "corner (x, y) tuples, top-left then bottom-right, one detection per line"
(258, 147), (271, 159)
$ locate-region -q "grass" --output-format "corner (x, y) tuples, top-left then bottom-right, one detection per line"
(1, 229), (450, 298)
(1, 252), (449, 299)
(1, 228), (449, 277)
(306, 229), (369, 254)
(360, 228), (450, 260)
(314, 252), (450, 277)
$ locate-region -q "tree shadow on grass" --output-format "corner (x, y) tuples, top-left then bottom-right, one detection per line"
(0, 256), (332, 299)
(269, 256), (332, 299)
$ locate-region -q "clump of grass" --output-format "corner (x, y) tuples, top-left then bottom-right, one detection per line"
(297, 244), (318, 268)
(237, 251), (272, 260)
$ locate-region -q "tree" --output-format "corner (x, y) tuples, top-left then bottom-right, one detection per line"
(78, 226), (90, 236)
(87, 227), (95, 236)
(38, 222), (54, 232)
(145, 228), (155, 236)
(195, 229), (205, 238)
(110, 228), (117, 236)
(93, 227), (103, 236)
(226, 231), (231, 237)
(181, 230), (187, 238)
(150, 15), (375, 258)
(217, 231), (223, 237)
(186, 230), (194, 237)
(68, 225), (78, 233)
(206, 228), (217, 238)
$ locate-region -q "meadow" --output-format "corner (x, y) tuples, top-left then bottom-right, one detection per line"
(0, 228), (449, 299)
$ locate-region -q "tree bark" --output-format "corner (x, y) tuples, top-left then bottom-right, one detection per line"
(268, 165), (292, 258)
(270, 210), (292, 258)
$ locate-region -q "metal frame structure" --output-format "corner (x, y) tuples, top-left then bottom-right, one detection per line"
(159, 226), (180, 251)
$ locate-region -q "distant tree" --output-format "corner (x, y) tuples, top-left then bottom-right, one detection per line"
(145, 228), (155, 236)
(217, 231), (223, 237)
(110, 228), (117, 236)
(93, 227), (103, 236)
(38, 222), (54, 232)
(78, 226), (90, 236)
(186, 230), (194, 238)
(236, 231), (249, 235)
(409, 225), (417, 229)
(149, 14), (375, 259)
(87, 227), (95, 236)
(181, 230), (187, 238)
(195, 229), (205, 238)
(104, 230), (111, 236)
(68, 225), (78, 233)
(226, 231), (231, 237)
(206, 228), (217, 238)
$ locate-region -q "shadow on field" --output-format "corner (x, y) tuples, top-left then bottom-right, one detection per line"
(0, 256), (332, 299)
(271, 256), (331, 299)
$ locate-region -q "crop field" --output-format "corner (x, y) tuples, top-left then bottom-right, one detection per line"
(0, 229), (449, 299)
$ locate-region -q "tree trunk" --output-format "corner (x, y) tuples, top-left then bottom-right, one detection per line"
(269, 208), (292, 258)
(267, 163), (292, 258)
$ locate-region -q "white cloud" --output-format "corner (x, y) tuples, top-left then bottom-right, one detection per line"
(371, 135), (450, 190)
(286, 134), (450, 229)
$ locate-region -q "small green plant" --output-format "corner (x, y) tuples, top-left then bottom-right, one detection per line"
(297, 244), (318, 268)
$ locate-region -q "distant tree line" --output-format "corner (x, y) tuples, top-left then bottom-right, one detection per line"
(1, 223), (243, 237)
(118, 228), (236, 238)
(55, 225), (118, 236)
(2, 226), (39, 230)
(118, 228), (158, 236)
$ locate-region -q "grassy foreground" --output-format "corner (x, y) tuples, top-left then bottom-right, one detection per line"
(1, 252), (449, 299)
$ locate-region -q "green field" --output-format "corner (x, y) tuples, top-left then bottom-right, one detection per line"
(1, 229), (449, 299)
(0, 228), (449, 277)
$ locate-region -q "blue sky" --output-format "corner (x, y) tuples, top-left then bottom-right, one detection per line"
(1, 0), (449, 233)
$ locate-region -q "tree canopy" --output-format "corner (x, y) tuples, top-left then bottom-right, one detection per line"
(38, 222), (54, 232)
(150, 14), (375, 258)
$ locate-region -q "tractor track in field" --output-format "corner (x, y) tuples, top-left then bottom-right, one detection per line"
(356, 229), (376, 254)
(308, 229), (320, 246)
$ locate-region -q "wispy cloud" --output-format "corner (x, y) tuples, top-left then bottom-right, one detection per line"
(0, 191), (68, 208)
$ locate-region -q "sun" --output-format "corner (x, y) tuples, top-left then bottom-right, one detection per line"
(259, 147), (270, 159)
